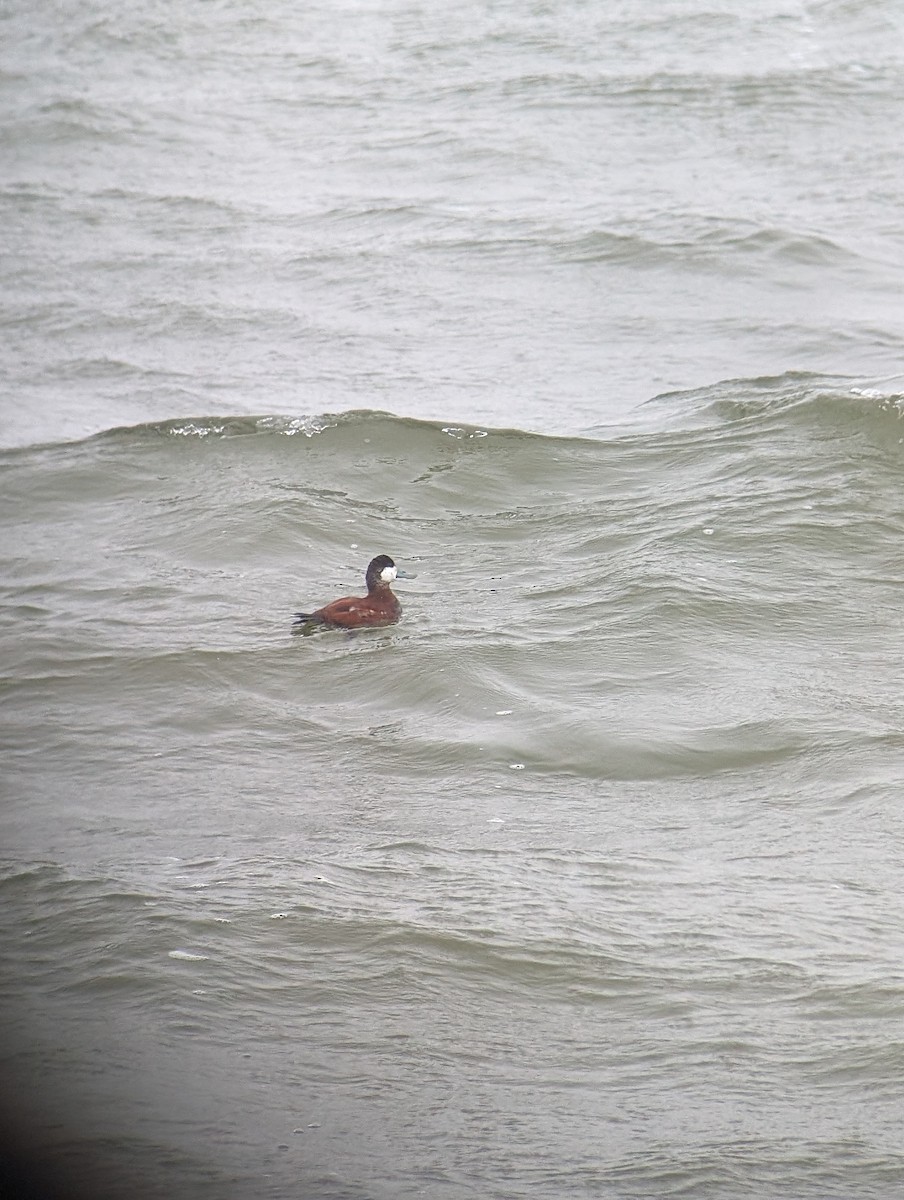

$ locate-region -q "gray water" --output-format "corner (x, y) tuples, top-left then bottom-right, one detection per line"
(3, 2), (904, 1198)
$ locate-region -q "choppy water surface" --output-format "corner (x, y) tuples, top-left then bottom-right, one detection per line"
(3, 0), (904, 446)
(4, 384), (904, 1198)
(3, 0), (904, 1197)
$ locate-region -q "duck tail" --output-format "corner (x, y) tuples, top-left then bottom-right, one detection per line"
(292, 611), (322, 627)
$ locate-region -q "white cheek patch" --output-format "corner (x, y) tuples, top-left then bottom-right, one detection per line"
(380, 565), (397, 583)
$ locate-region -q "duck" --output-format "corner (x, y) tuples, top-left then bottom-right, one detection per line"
(293, 554), (412, 631)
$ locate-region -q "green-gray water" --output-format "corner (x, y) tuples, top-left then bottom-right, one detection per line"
(4, 0), (904, 1194)
(3, 385), (904, 1197)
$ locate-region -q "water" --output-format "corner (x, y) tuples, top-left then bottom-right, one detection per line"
(3, 2), (904, 1197)
(3, 0), (904, 446)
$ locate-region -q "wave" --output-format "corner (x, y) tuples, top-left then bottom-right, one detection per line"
(639, 369), (904, 434)
(556, 221), (861, 272)
(3, 369), (903, 794)
(5, 368), (900, 453)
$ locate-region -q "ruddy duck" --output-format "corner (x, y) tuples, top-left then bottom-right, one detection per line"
(293, 554), (412, 631)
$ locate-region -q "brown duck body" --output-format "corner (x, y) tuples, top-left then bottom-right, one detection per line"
(304, 583), (401, 629)
(294, 555), (403, 630)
